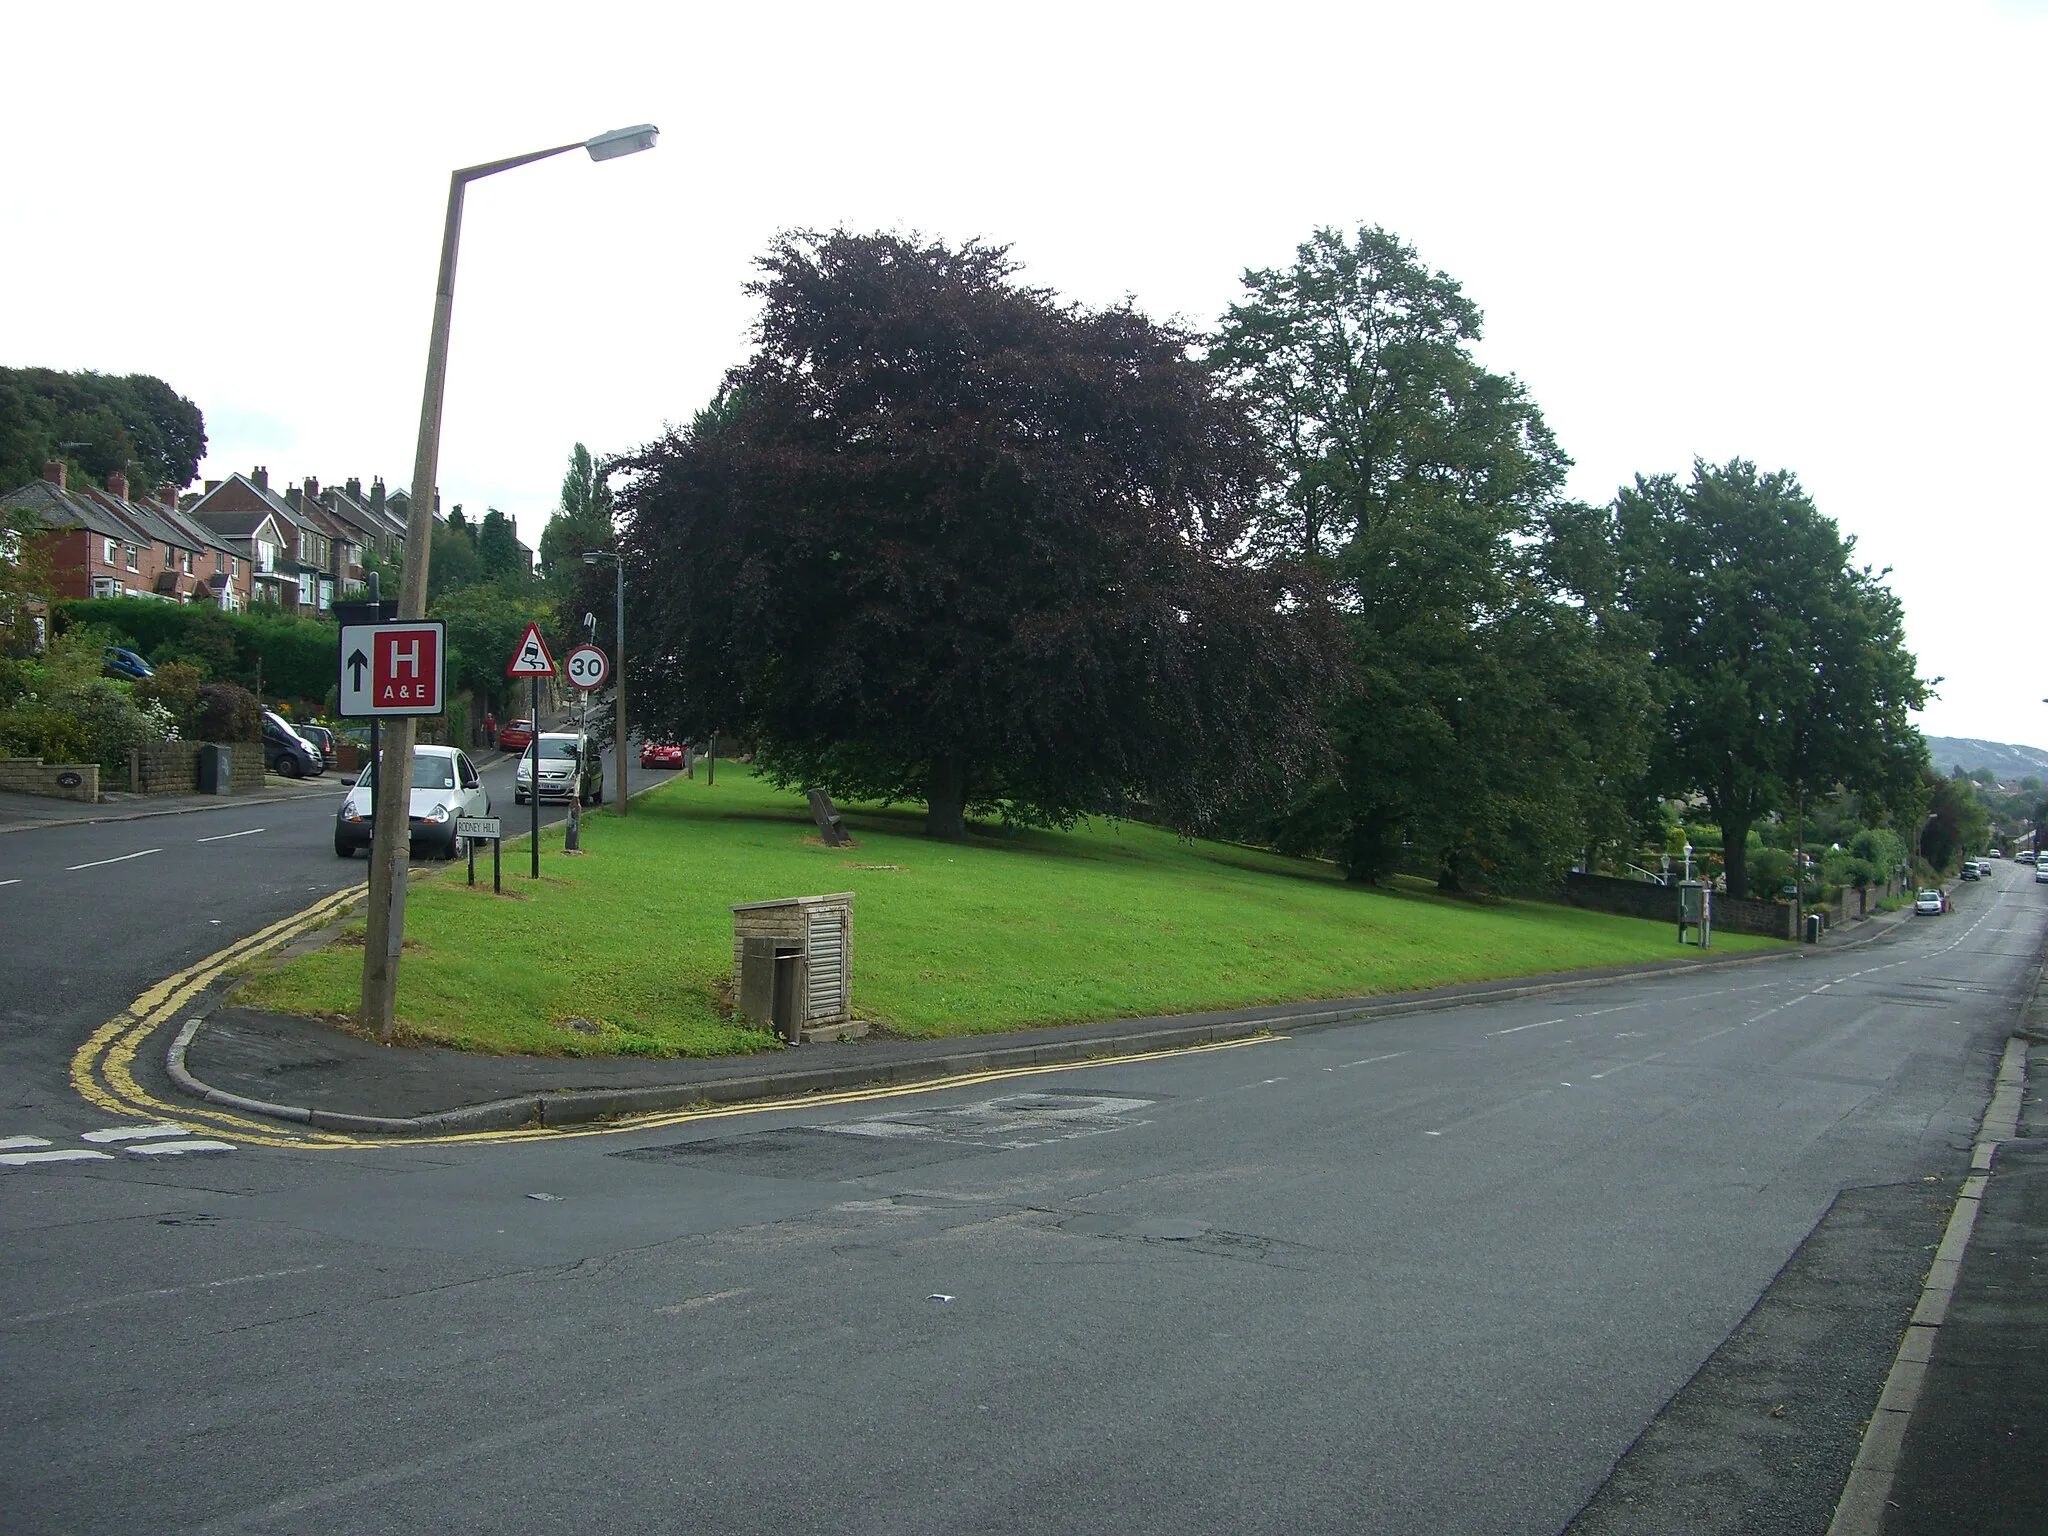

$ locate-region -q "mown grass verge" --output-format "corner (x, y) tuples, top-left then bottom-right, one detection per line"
(234, 766), (1779, 1057)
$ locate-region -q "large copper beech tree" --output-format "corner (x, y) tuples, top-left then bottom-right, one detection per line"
(615, 230), (1335, 838)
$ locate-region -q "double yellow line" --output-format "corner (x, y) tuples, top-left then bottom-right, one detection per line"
(71, 886), (1281, 1152)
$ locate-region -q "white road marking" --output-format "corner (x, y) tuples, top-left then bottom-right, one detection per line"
(65, 848), (160, 872)
(1338, 1052), (1408, 1069)
(1490, 1018), (1564, 1036)
(653, 1287), (750, 1315)
(1591, 1051), (1668, 1081)
(196, 827), (267, 843)
(1423, 1130), (1444, 1136)
(0, 1136), (53, 1151)
(81, 1123), (189, 1144)
(4, 1264), (325, 1326)
(125, 1140), (235, 1157)
(0, 1149), (114, 1167)
(0, 878), (20, 888)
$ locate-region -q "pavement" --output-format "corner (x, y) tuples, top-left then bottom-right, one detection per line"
(0, 777), (344, 832)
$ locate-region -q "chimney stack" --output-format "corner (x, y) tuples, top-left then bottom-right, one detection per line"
(346, 477), (362, 500)
(304, 476), (319, 501)
(41, 460), (66, 490)
(205, 479), (222, 493)
(286, 487), (303, 511)
(370, 478), (385, 514)
(157, 482), (178, 507)
(106, 470), (129, 501)
(252, 466), (269, 490)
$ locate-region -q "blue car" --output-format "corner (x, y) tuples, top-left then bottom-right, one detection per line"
(102, 646), (154, 680)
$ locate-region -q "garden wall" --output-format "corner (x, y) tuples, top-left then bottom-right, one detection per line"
(1561, 871), (1796, 940)
(125, 742), (264, 795)
(0, 757), (100, 801)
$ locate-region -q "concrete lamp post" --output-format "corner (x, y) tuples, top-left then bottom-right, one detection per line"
(360, 123), (658, 1039)
(583, 550), (628, 818)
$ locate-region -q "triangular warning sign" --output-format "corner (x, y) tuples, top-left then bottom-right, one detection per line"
(505, 622), (556, 678)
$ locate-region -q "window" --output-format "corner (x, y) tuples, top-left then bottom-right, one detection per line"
(104, 538), (118, 565)
(92, 575), (122, 599)
(230, 556), (239, 578)
(165, 543), (175, 566)
(183, 551), (194, 574)
(214, 552), (224, 573)
(125, 545), (138, 571)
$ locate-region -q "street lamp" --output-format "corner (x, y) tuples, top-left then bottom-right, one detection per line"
(361, 124), (659, 1038)
(584, 550), (628, 819)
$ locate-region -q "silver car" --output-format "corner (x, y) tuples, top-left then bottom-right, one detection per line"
(515, 732), (603, 806)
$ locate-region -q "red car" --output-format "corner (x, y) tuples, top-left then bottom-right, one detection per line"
(497, 718), (535, 754)
(640, 740), (685, 769)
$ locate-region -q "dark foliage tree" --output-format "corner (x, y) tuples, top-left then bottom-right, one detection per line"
(1919, 769), (1989, 874)
(0, 367), (207, 492)
(428, 507), (480, 600)
(617, 230), (1336, 837)
(477, 508), (526, 585)
(538, 442), (619, 648)
(1614, 459), (1928, 898)
(1211, 225), (1650, 889)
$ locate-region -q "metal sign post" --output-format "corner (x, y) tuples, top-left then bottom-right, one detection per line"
(505, 623), (555, 881)
(458, 817), (502, 893)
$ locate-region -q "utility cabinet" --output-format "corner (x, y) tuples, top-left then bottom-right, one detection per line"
(730, 892), (861, 1044)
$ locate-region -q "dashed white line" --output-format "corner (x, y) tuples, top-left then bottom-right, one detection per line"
(196, 827), (267, 843)
(65, 848), (160, 872)
(0, 1135), (52, 1151)
(1338, 1052), (1408, 1069)
(125, 1140), (235, 1157)
(0, 1150), (114, 1167)
(4, 1264), (325, 1325)
(0, 878), (20, 888)
(1490, 1018), (1564, 1037)
(79, 1123), (189, 1144)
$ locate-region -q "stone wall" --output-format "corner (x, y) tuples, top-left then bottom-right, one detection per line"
(1562, 871), (1795, 940)
(126, 742), (265, 795)
(0, 756), (100, 801)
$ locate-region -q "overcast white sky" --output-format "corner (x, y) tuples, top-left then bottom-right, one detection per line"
(7, 1), (2042, 742)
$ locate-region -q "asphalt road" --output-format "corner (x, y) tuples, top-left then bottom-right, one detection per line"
(1, 857), (2041, 1534)
(0, 746), (679, 1141)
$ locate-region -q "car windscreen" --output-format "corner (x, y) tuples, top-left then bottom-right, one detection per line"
(537, 739), (580, 760)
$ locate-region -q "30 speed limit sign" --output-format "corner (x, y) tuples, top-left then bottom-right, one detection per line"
(565, 644), (611, 691)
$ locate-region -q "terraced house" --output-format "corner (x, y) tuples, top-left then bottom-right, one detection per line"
(1, 462), (251, 610)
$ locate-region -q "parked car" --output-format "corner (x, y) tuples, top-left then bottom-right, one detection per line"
(296, 724), (338, 770)
(102, 646), (154, 680)
(2018, 851), (2037, 865)
(334, 745), (490, 859)
(1986, 848), (2002, 858)
(516, 732), (602, 805)
(639, 740), (685, 769)
(1959, 862), (1979, 881)
(1914, 889), (1945, 915)
(262, 709), (326, 779)
(2037, 862), (2048, 884)
(497, 718), (535, 754)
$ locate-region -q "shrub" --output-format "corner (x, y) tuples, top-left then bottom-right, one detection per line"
(132, 660), (204, 737)
(52, 679), (163, 776)
(0, 699), (93, 763)
(195, 682), (262, 742)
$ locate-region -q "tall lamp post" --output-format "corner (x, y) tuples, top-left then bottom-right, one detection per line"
(583, 549), (628, 817)
(362, 123), (659, 1037)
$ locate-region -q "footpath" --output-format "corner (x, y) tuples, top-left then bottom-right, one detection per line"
(0, 778), (341, 833)
(1866, 964), (2048, 1535)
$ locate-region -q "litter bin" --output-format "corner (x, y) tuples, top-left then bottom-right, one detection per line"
(196, 743), (233, 795)
(1803, 912), (1822, 944)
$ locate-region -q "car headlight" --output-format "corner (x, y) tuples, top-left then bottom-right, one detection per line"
(341, 805), (363, 822)
(424, 804), (451, 824)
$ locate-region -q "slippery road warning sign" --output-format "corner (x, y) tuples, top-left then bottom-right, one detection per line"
(339, 621), (446, 718)
(505, 622), (555, 678)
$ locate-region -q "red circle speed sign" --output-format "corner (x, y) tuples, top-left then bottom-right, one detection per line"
(565, 644), (611, 690)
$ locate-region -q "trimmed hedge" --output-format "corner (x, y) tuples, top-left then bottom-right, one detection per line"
(55, 598), (336, 704)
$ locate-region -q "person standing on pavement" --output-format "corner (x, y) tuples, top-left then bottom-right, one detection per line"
(483, 711), (497, 750)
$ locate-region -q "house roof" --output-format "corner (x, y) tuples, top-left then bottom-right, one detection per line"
(150, 498), (237, 557)
(78, 487), (204, 556)
(191, 506), (290, 546)
(0, 477), (136, 542)
(187, 472), (309, 532)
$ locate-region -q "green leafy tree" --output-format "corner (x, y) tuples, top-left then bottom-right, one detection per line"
(1211, 225), (1651, 888)
(428, 507), (480, 599)
(0, 367), (207, 493)
(477, 509), (527, 585)
(617, 230), (1336, 837)
(538, 443), (619, 643)
(1615, 460), (1929, 897)
(430, 582), (554, 715)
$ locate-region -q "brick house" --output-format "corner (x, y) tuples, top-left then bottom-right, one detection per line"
(1, 462), (252, 616)
(187, 468), (323, 610)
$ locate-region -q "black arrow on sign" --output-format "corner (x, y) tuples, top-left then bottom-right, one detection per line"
(346, 649), (369, 690)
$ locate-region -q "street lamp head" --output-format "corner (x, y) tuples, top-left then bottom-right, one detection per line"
(585, 124), (659, 162)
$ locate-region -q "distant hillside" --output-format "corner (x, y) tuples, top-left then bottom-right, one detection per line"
(1923, 736), (2048, 783)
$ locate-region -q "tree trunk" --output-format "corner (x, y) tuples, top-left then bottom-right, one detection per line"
(925, 753), (966, 840)
(1721, 814), (1752, 899)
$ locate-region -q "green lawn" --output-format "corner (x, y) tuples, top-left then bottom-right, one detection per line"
(236, 766), (1778, 1057)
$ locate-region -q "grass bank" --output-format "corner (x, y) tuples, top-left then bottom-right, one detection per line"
(236, 766), (1779, 1057)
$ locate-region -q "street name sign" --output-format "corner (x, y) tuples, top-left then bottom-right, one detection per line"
(565, 643), (610, 691)
(506, 622), (555, 678)
(456, 817), (501, 841)
(339, 621), (447, 717)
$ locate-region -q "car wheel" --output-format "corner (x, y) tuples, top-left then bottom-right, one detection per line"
(334, 834), (355, 858)
(275, 754), (301, 779)
(446, 833), (465, 862)
(515, 791), (526, 805)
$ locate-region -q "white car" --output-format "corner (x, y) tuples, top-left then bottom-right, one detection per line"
(333, 745), (491, 860)
(1914, 889), (1945, 915)
(2037, 862), (2048, 884)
